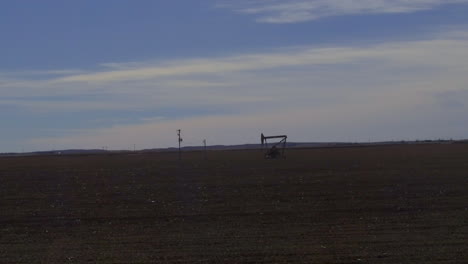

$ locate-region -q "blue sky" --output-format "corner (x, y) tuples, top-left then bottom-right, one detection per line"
(1, 0), (468, 152)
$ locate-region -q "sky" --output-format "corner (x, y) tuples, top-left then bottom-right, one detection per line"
(1, 0), (468, 152)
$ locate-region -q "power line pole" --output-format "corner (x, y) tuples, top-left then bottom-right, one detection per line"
(177, 129), (183, 160)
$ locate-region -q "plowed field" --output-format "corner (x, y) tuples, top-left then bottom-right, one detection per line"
(1, 144), (467, 263)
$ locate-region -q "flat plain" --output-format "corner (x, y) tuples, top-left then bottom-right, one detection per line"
(1, 143), (467, 263)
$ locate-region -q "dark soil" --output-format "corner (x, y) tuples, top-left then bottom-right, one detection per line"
(1, 144), (467, 263)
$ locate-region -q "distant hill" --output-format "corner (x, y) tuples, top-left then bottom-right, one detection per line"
(1, 139), (466, 157)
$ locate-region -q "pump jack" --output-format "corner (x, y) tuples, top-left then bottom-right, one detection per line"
(261, 133), (287, 159)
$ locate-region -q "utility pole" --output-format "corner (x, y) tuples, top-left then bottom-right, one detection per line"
(177, 129), (183, 160)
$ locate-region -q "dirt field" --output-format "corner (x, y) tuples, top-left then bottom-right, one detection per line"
(1, 144), (467, 263)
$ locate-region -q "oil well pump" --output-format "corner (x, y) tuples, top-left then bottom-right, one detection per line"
(261, 133), (287, 159)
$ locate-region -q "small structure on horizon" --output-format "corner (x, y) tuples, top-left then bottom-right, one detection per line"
(261, 133), (287, 159)
(177, 129), (183, 160)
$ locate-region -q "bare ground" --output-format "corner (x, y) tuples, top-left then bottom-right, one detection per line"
(0, 144), (467, 263)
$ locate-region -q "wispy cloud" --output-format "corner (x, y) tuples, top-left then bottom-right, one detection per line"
(2, 30), (468, 150)
(1, 31), (468, 112)
(218, 0), (468, 23)
(50, 38), (468, 86)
